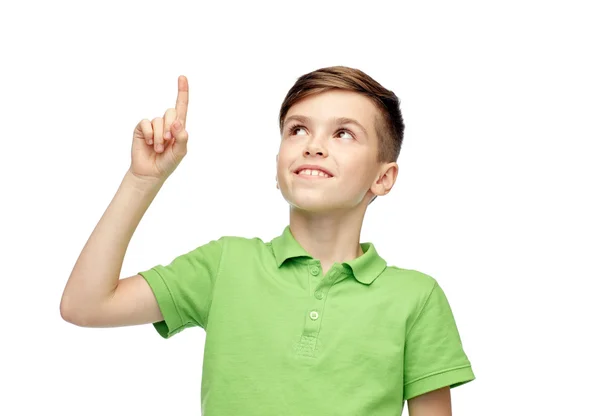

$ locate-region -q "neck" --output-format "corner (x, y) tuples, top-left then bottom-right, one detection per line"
(288, 205), (366, 269)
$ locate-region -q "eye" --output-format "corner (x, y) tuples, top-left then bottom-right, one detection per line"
(287, 123), (355, 140)
(337, 129), (354, 140)
(287, 123), (307, 136)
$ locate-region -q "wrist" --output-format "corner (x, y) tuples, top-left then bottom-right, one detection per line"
(124, 169), (165, 192)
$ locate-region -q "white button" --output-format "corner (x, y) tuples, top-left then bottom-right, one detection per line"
(309, 311), (319, 320)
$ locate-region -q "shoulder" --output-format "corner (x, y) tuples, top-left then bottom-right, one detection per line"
(379, 266), (442, 318)
(383, 265), (438, 295)
(167, 234), (266, 263)
(210, 234), (274, 256)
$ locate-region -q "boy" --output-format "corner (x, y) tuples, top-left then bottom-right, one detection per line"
(60, 66), (475, 415)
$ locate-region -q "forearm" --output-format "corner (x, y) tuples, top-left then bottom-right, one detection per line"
(407, 386), (452, 416)
(60, 169), (164, 319)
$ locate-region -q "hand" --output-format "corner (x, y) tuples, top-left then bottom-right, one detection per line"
(129, 75), (189, 181)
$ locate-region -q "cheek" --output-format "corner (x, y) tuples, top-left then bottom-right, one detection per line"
(276, 158), (290, 181)
(345, 163), (375, 189)
(277, 147), (295, 173)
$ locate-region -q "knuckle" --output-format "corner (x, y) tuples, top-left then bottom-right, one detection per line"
(136, 118), (148, 130)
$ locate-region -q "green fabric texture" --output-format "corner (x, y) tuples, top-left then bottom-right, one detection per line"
(138, 226), (475, 415)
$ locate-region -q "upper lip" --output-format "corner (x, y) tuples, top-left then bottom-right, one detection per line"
(294, 164), (334, 177)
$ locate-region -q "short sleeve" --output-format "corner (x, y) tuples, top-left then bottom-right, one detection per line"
(403, 280), (475, 400)
(138, 237), (224, 339)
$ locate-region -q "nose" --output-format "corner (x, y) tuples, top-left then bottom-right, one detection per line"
(304, 135), (328, 157)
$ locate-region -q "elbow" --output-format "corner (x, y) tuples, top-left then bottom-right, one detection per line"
(61, 306), (91, 327)
(60, 296), (87, 326)
(60, 301), (79, 325)
(60, 296), (105, 327)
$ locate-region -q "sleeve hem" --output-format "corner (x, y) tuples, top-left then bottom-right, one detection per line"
(404, 365), (475, 401)
(139, 268), (185, 339)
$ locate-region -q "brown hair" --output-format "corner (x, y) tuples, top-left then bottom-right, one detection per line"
(279, 65), (405, 164)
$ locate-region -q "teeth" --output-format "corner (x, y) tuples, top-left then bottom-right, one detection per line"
(298, 169), (331, 178)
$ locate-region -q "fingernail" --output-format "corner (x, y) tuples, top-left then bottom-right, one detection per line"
(165, 131), (171, 140)
(148, 138), (153, 145)
(157, 144), (163, 152)
(173, 120), (181, 131)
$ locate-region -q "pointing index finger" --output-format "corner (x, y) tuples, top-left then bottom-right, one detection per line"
(176, 75), (189, 127)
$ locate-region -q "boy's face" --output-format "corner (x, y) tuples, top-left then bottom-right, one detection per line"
(277, 89), (397, 212)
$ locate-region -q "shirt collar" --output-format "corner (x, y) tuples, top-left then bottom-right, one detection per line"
(270, 225), (387, 285)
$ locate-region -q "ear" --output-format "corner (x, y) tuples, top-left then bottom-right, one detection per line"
(371, 162), (398, 197)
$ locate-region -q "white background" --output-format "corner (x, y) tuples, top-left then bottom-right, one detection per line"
(1, 0), (598, 414)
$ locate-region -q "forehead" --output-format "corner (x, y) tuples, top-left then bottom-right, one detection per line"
(284, 90), (379, 132)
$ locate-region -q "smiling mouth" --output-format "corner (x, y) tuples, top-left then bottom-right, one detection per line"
(294, 168), (333, 179)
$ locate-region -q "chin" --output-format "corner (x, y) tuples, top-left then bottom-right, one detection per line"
(280, 184), (361, 211)
(286, 195), (346, 213)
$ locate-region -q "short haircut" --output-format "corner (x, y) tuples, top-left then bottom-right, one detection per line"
(278, 66), (405, 204)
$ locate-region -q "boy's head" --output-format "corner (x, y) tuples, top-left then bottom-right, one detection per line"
(276, 66), (404, 213)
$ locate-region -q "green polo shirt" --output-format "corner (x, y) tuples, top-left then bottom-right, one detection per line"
(138, 226), (475, 415)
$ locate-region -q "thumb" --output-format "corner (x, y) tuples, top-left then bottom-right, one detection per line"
(170, 119), (189, 156)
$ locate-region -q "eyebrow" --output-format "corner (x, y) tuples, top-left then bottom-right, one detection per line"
(283, 114), (369, 138)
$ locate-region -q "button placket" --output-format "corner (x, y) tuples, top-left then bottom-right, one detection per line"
(294, 263), (334, 357)
(306, 272), (334, 326)
(311, 263), (327, 301)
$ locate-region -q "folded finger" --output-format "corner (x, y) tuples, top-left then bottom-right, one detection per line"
(163, 108), (176, 141)
(171, 119), (189, 156)
(138, 119), (153, 145)
(152, 117), (164, 152)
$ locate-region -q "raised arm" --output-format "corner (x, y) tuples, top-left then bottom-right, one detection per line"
(60, 76), (190, 327)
